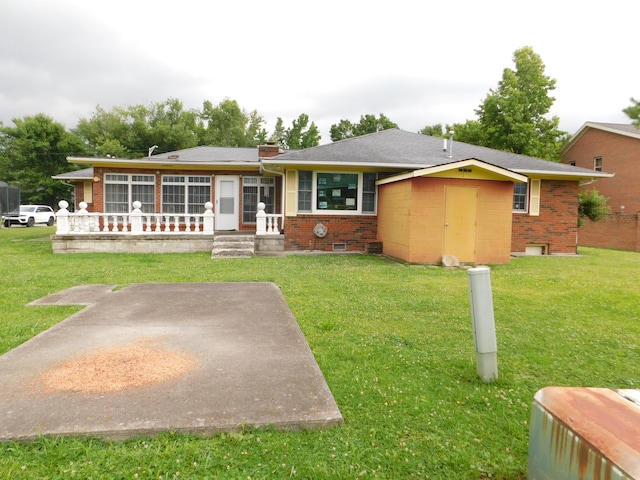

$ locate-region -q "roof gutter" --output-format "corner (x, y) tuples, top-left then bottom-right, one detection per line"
(259, 161), (286, 231)
(512, 168), (614, 180)
(67, 157), (259, 169)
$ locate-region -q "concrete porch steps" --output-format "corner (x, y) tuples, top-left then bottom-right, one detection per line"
(211, 233), (255, 258)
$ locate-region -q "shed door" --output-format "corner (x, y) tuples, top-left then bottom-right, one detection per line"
(443, 186), (478, 262)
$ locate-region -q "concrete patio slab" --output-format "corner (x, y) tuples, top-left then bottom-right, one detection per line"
(0, 283), (343, 441)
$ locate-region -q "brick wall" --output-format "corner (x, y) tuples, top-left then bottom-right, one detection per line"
(511, 180), (579, 254)
(284, 215), (378, 252)
(75, 167), (278, 231)
(578, 213), (640, 251)
(562, 128), (640, 213)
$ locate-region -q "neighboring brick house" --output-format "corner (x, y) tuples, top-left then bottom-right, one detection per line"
(56, 129), (610, 263)
(561, 122), (640, 251)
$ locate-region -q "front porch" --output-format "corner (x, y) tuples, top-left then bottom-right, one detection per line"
(51, 201), (284, 256)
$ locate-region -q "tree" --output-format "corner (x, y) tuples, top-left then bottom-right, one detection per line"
(75, 99), (200, 158)
(200, 98), (267, 147)
(446, 47), (568, 161)
(272, 114), (321, 149)
(623, 98), (640, 127)
(76, 98), (266, 157)
(419, 124), (445, 137)
(447, 120), (485, 147)
(0, 114), (87, 206)
(479, 46), (568, 159)
(146, 98), (199, 152)
(330, 114), (398, 141)
(578, 189), (610, 226)
(74, 105), (132, 157)
(329, 119), (356, 142)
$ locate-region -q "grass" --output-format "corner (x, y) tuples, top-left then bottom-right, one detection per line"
(1, 226), (639, 479)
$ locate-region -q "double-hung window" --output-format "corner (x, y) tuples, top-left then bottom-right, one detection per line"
(594, 157), (603, 172)
(297, 171), (377, 214)
(162, 175), (211, 214)
(513, 182), (528, 212)
(104, 174), (155, 213)
(513, 180), (541, 216)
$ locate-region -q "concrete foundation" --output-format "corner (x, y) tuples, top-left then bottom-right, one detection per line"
(51, 234), (215, 254)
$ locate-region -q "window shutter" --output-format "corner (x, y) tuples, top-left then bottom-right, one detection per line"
(529, 179), (541, 216)
(84, 181), (93, 204)
(285, 169), (298, 216)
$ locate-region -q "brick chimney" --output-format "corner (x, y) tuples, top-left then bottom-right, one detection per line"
(258, 142), (282, 158)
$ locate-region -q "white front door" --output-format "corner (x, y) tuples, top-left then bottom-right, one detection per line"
(215, 176), (239, 230)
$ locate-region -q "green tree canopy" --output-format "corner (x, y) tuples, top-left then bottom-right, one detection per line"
(0, 114), (87, 206)
(419, 124), (446, 137)
(430, 47), (568, 161)
(75, 99), (200, 158)
(75, 98), (267, 158)
(272, 114), (321, 149)
(199, 98), (267, 147)
(330, 113), (398, 142)
(623, 97), (640, 127)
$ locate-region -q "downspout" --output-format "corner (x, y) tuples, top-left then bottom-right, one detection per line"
(259, 162), (286, 231)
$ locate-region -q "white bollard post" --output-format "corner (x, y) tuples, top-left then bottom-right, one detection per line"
(467, 267), (498, 382)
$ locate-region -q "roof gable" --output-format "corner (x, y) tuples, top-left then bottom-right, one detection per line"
(377, 159), (528, 185)
(562, 122), (640, 154)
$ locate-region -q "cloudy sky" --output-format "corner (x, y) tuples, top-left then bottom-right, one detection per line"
(1, 0), (637, 144)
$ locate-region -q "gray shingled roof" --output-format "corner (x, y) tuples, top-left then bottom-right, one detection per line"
(586, 122), (640, 136)
(151, 146), (259, 163)
(265, 129), (608, 177)
(52, 167), (94, 180)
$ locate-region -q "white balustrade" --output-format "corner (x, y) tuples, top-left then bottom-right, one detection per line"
(55, 200), (215, 235)
(256, 202), (283, 235)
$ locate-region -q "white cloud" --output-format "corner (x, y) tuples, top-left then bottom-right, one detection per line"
(1, 0), (638, 142)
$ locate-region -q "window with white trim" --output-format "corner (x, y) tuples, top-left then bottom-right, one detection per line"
(297, 171), (377, 214)
(362, 173), (377, 213)
(104, 174), (155, 213)
(242, 176), (275, 223)
(513, 182), (528, 212)
(594, 157), (603, 172)
(162, 175), (211, 214)
(298, 171), (312, 212)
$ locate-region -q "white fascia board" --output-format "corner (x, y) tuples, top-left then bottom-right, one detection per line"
(513, 168), (615, 179)
(260, 159), (431, 170)
(377, 159), (528, 185)
(417, 159), (528, 182)
(67, 157), (259, 168)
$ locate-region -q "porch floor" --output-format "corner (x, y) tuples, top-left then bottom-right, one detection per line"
(0, 283), (342, 441)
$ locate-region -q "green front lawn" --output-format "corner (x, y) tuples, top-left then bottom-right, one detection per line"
(1, 226), (639, 479)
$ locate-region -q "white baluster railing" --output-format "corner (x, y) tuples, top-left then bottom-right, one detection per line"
(56, 201), (215, 235)
(255, 202), (283, 235)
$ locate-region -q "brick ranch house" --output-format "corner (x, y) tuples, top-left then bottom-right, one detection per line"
(561, 122), (640, 252)
(54, 129), (611, 263)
